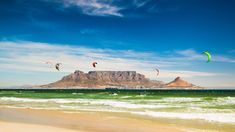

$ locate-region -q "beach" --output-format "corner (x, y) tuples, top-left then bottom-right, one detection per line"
(0, 108), (183, 132)
(0, 121), (80, 132)
(0, 89), (235, 132)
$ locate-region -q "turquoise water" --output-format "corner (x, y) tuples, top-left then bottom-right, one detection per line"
(0, 89), (235, 124)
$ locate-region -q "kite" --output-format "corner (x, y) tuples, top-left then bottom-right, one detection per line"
(155, 68), (160, 76)
(202, 51), (211, 62)
(55, 63), (62, 71)
(92, 62), (97, 68)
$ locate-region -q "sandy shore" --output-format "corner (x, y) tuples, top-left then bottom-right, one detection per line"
(0, 108), (183, 132)
(0, 121), (81, 132)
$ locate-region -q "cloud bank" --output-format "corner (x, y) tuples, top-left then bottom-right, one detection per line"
(0, 41), (222, 80)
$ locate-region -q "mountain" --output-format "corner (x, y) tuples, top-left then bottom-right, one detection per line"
(165, 77), (199, 88)
(41, 70), (200, 89)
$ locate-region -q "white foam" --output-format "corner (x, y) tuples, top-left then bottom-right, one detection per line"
(215, 97), (235, 105)
(88, 100), (163, 109)
(0, 97), (49, 102)
(0, 97), (164, 109)
(132, 111), (235, 124)
(185, 97), (235, 109)
(120, 96), (132, 99)
(59, 105), (127, 113)
(2, 97), (235, 124)
(3, 105), (61, 110)
(160, 97), (202, 103)
(137, 94), (146, 97)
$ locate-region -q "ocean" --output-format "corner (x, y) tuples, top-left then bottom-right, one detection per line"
(0, 89), (235, 126)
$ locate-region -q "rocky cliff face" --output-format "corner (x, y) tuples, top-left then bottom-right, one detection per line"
(44, 70), (164, 88)
(63, 70), (149, 83)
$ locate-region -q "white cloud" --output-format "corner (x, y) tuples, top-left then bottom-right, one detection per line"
(0, 41), (220, 81)
(133, 0), (150, 8)
(175, 49), (235, 63)
(158, 70), (217, 78)
(213, 56), (235, 63)
(40, 0), (160, 17)
(175, 49), (204, 60)
(61, 0), (123, 17)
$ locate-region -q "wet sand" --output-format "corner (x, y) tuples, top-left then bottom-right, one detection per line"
(0, 108), (183, 132)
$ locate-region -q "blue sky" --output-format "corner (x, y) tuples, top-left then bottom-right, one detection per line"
(0, 0), (235, 87)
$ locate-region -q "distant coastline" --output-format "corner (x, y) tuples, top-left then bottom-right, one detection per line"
(39, 70), (201, 89)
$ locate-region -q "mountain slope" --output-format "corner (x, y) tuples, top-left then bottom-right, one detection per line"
(165, 77), (197, 88)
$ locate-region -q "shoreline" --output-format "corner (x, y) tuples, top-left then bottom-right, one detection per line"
(1, 90), (235, 132)
(0, 107), (235, 132)
(0, 107), (183, 132)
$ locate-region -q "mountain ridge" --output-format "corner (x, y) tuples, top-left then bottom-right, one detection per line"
(41, 70), (200, 89)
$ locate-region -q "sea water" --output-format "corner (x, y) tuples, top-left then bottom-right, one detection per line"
(0, 89), (235, 125)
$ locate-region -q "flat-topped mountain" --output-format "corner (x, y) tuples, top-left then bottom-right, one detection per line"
(42, 70), (200, 89)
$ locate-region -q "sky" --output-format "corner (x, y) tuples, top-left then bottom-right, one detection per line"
(0, 0), (235, 87)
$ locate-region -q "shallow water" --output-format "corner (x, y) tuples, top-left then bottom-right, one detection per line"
(0, 89), (235, 125)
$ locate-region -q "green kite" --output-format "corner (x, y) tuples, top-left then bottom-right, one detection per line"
(202, 51), (211, 62)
